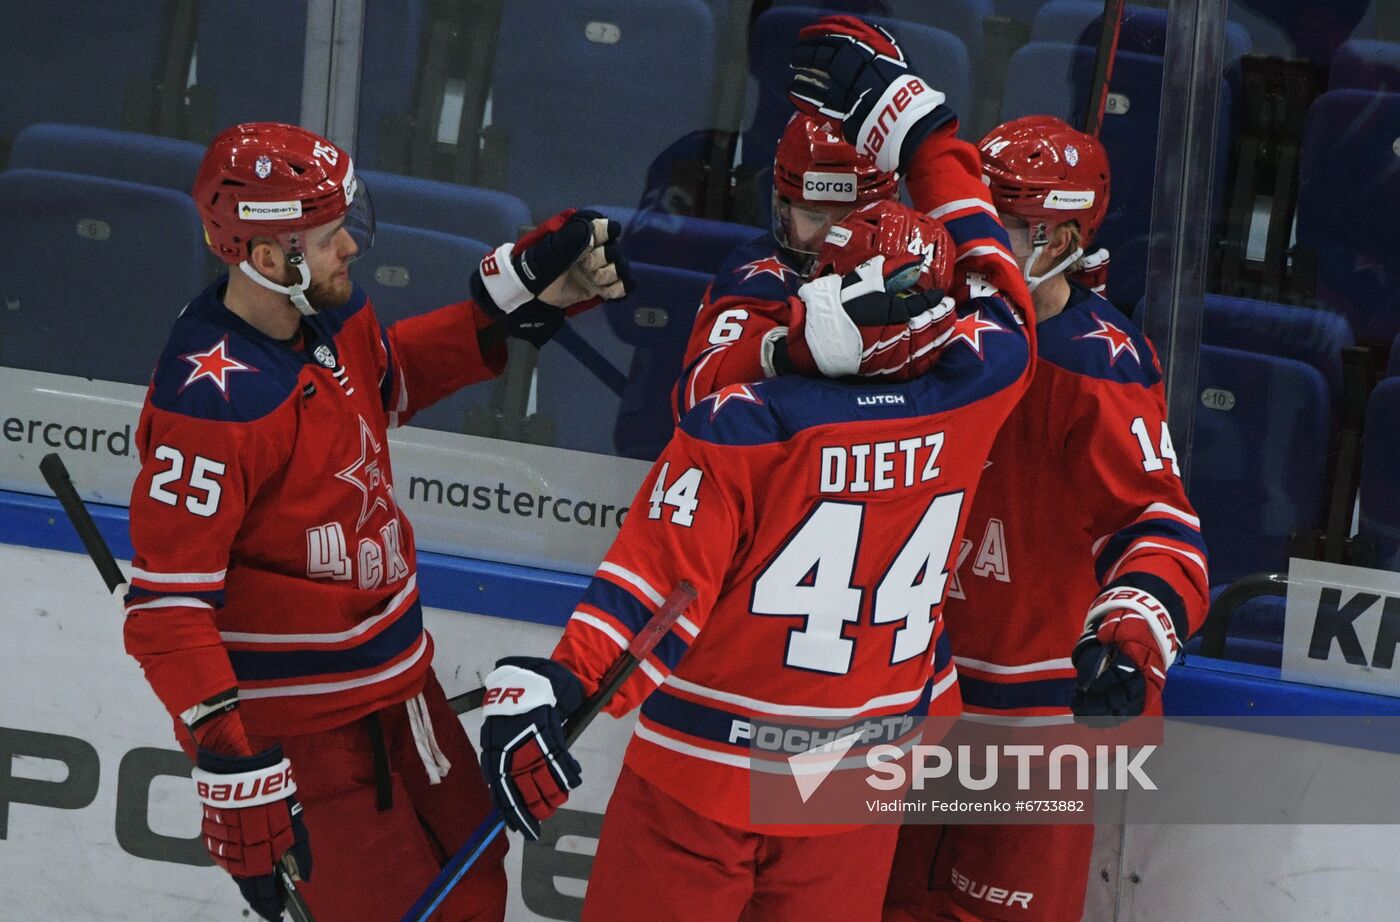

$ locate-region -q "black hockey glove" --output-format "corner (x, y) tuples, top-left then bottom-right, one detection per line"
(788, 15), (956, 174)
(470, 209), (633, 348)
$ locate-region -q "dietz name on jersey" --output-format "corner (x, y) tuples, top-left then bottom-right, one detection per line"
(819, 432), (944, 495)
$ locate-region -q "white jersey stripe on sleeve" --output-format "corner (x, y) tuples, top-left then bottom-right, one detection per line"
(927, 197), (998, 220)
(1105, 539), (1208, 583)
(130, 566), (227, 584)
(570, 612), (630, 652)
(1141, 502), (1202, 528)
(124, 596), (215, 613)
(956, 245), (1020, 272)
(598, 562), (665, 607)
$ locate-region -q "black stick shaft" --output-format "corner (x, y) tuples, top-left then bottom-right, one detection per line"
(39, 452), (317, 922)
(40, 453), (126, 595)
(1086, 0), (1128, 137)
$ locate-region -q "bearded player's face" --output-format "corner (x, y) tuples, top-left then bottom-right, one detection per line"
(289, 218), (358, 308)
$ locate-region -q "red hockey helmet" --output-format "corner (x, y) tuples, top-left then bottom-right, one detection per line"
(813, 199), (955, 296)
(978, 115), (1110, 247)
(773, 114), (898, 264)
(774, 114), (898, 206)
(193, 122), (374, 313)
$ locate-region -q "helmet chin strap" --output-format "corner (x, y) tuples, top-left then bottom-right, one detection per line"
(1022, 222), (1083, 293)
(238, 253), (315, 316)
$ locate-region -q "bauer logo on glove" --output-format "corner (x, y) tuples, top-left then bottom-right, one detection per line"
(479, 656), (586, 840)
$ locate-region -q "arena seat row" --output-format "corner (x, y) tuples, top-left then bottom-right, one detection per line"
(0, 123), (738, 458)
(1184, 368), (1399, 670)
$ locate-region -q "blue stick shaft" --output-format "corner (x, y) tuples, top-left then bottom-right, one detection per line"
(399, 816), (506, 922)
(399, 580), (694, 922)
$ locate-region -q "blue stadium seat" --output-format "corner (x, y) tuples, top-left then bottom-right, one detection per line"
(360, 171), (530, 246)
(1002, 42), (1234, 309)
(1185, 589), (1286, 668)
(1029, 1), (1252, 64)
(744, 7), (972, 222)
(586, 206), (761, 277)
(1228, 0), (1372, 68)
(536, 262), (711, 458)
(1192, 345), (1331, 584)
(0, 2), (166, 142)
(0, 169), (207, 385)
(1359, 377), (1400, 571)
(350, 224), (495, 433)
(195, 1), (422, 168)
(490, 0), (717, 218)
(1202, 294), (1354, 407)
(8, 124), (204, 192)
(1296, 90), (1400, 347)
(770, 0), (993, 59)
(1330, 40), (1400, 92)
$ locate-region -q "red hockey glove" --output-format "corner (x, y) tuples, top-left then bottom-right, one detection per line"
(1071, 586), (1183, 718)
(782, 257), (955, 380)
(479, 656), (585, 840)
(787, 15), (956, 173)
(470, 209), (634, 347)
(192, 745), (312, 922)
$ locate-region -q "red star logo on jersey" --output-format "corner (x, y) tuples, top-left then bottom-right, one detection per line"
(703, 383), (764, 421)
(947, 309), (1006, 359)
(735, 256), (797, 285)
(1075, 313), (1140, 366)
(336, 415), (394, 530)
(179, 336), (257, 397)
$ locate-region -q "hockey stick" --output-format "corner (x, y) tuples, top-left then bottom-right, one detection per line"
(400, 579), (698, 922)
(449, 685), (485, 714)
(1084, 0), (1128, 138)
(38, 453), (317, 922)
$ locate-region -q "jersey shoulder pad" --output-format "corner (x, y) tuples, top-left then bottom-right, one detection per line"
(147, 283), (304, 423)
(1039, 287), (1162, 387)
(677, 381), (785, 447)
(678, 308), (1032, 446)
(708, 235), (805, 302)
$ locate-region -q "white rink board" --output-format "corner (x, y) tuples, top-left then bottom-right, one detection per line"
(0, 542), (633, 922)
(6, 540), (1400, 921)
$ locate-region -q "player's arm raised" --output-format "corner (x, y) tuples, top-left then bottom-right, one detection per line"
(1066, 375), (1210, 717)
(787, 15), (1030, 323)
(478, 428), (742, 839)
(378, 210), (634, 424)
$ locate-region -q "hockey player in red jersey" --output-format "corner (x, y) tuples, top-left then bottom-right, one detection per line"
(123, 122), (631, 921)
(672, 112), (899, 418)
(476, 19), (1039, 915)
(882, 118), (1211, 922)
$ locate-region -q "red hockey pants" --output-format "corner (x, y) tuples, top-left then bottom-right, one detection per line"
(581, 765), (901, 922)
(249, 670), (507, 922)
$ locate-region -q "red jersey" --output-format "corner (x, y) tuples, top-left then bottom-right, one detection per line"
(945, 285), (1210, 720)
(676, 120), (1019, 420)
(552, 175), (1034, 832)
(124, 278), (505, 739)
